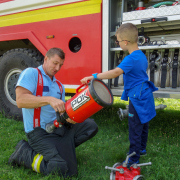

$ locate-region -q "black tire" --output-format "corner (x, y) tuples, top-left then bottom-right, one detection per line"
(0, 48), (44, 120)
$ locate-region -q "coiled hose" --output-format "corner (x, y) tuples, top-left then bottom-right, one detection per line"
(152, 1), (174, 8)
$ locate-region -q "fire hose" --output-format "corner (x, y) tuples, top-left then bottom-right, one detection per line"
(148, 1), (174, 9)
(117, 104), (167, 121)
(46, 112), (69, 133)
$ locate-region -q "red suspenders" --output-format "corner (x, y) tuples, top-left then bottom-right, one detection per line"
(33, 68), (63, 128)
(33, 68), (43, 128)
(56, 80), (63, 96)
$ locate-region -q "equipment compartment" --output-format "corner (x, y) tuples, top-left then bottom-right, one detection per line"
(109, 1), (180, 98)
(123, 4), (180, 23)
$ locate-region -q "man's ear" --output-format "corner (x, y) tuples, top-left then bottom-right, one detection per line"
(44, 56), (48, 62)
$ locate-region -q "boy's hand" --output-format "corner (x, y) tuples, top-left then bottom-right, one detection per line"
(80, 76), (94, 84)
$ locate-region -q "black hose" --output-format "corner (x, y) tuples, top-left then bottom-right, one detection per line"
(56, 112), (69, 124)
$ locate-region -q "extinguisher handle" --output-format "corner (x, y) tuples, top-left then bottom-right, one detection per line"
(76, 84), (86, 93)
(76, 81), (90, 93)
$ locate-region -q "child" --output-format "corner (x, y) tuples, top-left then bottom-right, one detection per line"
(80, 23), (158, 167)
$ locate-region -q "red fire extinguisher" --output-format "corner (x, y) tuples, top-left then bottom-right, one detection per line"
(105, 152), (152, 180)
(46, 78), (114, 133)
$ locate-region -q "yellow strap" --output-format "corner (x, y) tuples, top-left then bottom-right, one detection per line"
(32, 154), (43, 173)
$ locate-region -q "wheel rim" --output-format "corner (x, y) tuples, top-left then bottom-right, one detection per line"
(4, 68), (22, 106)
(133, 175), (144, 180)
(110, 162), (122, 180)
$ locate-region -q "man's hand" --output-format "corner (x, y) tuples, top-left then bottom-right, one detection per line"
(49, 97), (66, 113)
(66, 118), (77, 124)
(59, 113), (76, 124)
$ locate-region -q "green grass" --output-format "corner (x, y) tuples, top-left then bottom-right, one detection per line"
(0, 97), (180, 180)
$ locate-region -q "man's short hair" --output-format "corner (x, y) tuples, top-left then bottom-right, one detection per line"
(46, 48), (65, 59)
(116, 23), (138, 43)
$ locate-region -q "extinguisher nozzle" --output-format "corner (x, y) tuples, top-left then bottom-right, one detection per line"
(45, 123), (56, 133)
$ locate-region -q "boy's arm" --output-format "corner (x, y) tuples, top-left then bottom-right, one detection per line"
(80, 67), (123, 84)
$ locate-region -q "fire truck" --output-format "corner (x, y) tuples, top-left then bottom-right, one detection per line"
(0, 0), (180, 120)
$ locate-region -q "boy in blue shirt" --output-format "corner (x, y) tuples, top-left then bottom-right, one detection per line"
(80, 23), (158, 167)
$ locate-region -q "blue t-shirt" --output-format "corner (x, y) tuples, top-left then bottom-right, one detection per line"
(16, 65), (65, 133)
(117, 50), (158, 123)
(118, 50), (149, 90)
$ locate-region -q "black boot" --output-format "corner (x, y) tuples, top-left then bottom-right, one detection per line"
(8, 140), (30, 167)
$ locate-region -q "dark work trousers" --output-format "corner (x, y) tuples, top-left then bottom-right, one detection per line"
(26, 118), (98, 178)
(128, 100), (149, 162)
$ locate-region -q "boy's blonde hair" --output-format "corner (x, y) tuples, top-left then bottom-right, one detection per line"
(116, 23), (138, 43)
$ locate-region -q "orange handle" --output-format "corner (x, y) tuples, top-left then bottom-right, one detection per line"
(76, 81), (90, 93)
(76, 84), (86, 93)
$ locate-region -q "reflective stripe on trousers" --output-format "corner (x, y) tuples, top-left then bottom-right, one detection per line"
(32, 154), (43, 173)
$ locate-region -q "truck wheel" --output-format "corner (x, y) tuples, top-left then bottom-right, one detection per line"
(0, 48), (44, 120)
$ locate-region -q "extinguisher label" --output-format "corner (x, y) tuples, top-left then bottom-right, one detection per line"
(71, 90), (90, 111)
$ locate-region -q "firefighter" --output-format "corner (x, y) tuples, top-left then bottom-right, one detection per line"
(9, 48), (98, 178)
